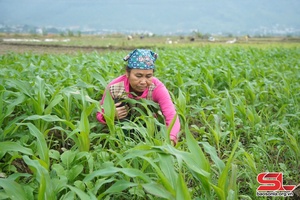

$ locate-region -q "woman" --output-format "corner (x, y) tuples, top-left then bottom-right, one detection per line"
(96, 49), (180, 144)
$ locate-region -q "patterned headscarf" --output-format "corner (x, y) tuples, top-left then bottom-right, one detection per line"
(123, 49), (158, 69)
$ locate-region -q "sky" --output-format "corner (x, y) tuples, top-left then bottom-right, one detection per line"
(0, 0), (299, 35)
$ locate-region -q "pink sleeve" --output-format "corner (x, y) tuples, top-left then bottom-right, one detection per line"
(152, 83), (180, 141)
(96, 90), (107, 124)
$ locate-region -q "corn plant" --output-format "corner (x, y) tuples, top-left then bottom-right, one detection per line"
(0, 45), (299, 199)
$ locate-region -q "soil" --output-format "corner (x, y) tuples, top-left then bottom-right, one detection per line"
(293, 185), (300, 200)
(0, 42), (135, 55)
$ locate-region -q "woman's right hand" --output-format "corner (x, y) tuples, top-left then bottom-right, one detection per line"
(115, 102), (128, 120)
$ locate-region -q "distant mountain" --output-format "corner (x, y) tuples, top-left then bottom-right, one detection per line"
(1, 0), (299, 35)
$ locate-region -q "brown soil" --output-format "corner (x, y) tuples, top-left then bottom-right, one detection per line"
(0, 42), (136, 55)
(293, 185), (300, 200)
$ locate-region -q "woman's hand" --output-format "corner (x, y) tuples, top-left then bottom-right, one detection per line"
(115, 102), (128, 120)
(171, 140), (176, 146)
(170, 136), (177, 146)
(171, 138), (177, 146)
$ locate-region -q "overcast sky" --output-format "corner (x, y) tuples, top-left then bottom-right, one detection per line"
(1, 0), (299, 34)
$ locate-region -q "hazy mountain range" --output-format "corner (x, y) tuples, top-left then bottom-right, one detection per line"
(1, 0), (299, 35)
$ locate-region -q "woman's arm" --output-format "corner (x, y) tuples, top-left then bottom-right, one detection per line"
(152, 82), (180, 143)
(96, 91), (107, 124)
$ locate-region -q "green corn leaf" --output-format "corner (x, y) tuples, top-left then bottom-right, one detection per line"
(104, 180), (138, 194)
(0, 91), (25, 123)
(142, 182), (173, 199)
(185, 123), (210, 172)
(6, 79), (32, 97)
(185, 124), (211, 197)
(176, 171), (191, 200)
(83, 167), (151, 183)
(102, 89), (116, 134)
(35, 76), (46, 115)
(91, 72), (108, 88)
(224, 89), (235, 128)
(217, 138), (239, 199)
(138, 155), (175, 195)
(61, 150), (76, 167)
(243, 151), (257, 174)
(167, 113), (178, 143)
(24, 114), (65, 122)
(0, 179), (28, 200)
(201, 142), (225, 174)
(23, 155), (55, 200)
(44, 94), (63, 114)
(285, 132), (300, 161)
(67, 185), (97, 200)
(78, 107), (90, 152)
(228, 164), (238, 199)
(67, 164), (84, 182)
(18, 123), (49, 170)
(93, 177), (116, 195)
(0, 141), (33, 155)
(176, 88), (186, 116)
(176, 72), (183, 87)
(158, 153), (177, 190)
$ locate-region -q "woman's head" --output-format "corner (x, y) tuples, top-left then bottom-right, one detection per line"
(123, 49), (157, 94)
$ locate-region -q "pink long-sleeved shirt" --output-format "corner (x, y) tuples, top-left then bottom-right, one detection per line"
(96, 75), (180, 142)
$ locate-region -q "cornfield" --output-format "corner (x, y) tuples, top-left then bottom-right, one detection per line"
(0, 46), (299, 199)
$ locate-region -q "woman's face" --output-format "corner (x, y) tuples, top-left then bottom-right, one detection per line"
(127, 69), (154, 94)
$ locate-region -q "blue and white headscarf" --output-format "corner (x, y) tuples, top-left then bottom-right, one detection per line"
(123, 49), (158, 69)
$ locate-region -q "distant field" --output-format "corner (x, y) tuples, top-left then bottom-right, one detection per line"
(0, 33), (299, 54)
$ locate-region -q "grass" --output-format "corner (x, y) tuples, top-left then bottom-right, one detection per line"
(0, 43), (299, 199)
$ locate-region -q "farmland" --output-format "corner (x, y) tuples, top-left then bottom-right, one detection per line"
(0, 35), (300, 199)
